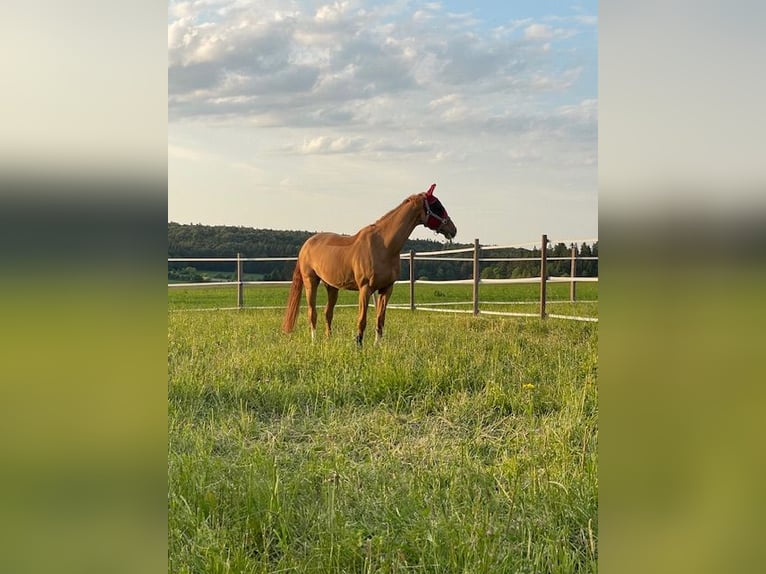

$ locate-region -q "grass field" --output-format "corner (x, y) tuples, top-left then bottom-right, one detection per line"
(168, 287), (598, 573)
(168, 282), (598, 320)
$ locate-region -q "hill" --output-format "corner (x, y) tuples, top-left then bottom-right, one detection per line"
(167, 222), (597, 282)
(168, 222), (465, 259)
(168, 222), (474, 281)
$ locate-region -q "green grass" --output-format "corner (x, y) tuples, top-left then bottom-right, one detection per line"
(168, 281), (598, 317)
(169, 303), (598, 573)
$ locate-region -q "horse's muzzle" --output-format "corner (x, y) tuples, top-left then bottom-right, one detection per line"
(439, 219), (457, 240)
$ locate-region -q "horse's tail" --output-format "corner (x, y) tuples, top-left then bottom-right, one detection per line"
(282, 263), (303, 333)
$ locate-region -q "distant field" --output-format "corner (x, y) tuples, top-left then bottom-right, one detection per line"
(169, 293), (598, 572)
(168, 281), (598, 320)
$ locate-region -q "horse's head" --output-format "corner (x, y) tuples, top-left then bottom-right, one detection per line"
(422, 184), (457, 240)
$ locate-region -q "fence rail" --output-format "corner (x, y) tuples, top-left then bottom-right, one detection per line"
(168, 235), (598, 322)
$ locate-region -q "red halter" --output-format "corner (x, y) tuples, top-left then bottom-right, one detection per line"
(423, 184), (451, 232)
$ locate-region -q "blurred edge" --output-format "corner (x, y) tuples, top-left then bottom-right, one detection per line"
(601, 1), (766, 573)
(600, 205), (766, 574)
(0, 2), (167, 573)
(0, 177), (168, 574)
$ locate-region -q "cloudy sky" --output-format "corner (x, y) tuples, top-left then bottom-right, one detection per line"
(168, 0), (597, 246)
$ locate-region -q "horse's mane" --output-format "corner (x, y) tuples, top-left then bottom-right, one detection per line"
(371, 193), (422, 227)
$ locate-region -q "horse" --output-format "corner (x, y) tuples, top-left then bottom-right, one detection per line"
(282, 183), (457, 346)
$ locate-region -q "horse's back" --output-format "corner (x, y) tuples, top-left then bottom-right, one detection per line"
(306, 232), (358, 248)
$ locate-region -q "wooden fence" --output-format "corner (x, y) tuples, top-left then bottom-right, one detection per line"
(168, 235), (598, 322)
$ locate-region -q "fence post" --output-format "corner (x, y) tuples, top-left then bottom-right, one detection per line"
(540, 235), (548, 318)
(237, 253), (243, 309)
(472, 238), (480, 316)
(409, 250), (415, 311)
(570, 243), (577, 302)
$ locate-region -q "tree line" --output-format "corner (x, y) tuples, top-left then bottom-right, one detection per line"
(168, 222), (597, 282)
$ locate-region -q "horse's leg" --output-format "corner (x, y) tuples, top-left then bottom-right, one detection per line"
(303, 275), (319, 341)
(356, 285), (373, 346)
(375, 284), (395, 344)
(324, 285), (339, 337)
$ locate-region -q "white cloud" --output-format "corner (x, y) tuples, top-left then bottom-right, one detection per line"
(524, 22), (578, 41)
(524, 23), (553, 39)
(168, 2), (593, 125)
(168, 1), (598, 243)
(573, 15), (597, 26)
(315, 1), (352, 24)
(428, 94), (461, 108)
(507, 147), (543, 165)
(412, 10), (432, 24)
(556, 98), (598, 123)
(296, 134), (434, 156)
(301, 135), (365, 154)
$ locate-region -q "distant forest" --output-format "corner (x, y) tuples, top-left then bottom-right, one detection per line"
(168, 222), (598, 282)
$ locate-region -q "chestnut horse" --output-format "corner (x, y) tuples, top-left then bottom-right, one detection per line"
(282, 183), (457, 345)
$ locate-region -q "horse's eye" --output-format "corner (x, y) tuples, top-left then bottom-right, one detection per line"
(430, 199), (446, 216)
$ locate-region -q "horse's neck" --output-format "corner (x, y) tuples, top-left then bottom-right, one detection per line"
(375, 198), (421, 254)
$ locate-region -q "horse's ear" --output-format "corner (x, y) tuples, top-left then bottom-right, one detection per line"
(426, 183), (436, 196)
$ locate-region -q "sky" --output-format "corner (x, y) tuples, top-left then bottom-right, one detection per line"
(168, 0), (597, 246)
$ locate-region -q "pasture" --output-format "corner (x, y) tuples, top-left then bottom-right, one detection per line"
(168, 281), (598, 318)
(168, 287), (598, 573)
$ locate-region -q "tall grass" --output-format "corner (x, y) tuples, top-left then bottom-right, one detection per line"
(168, 305), (597, 573)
